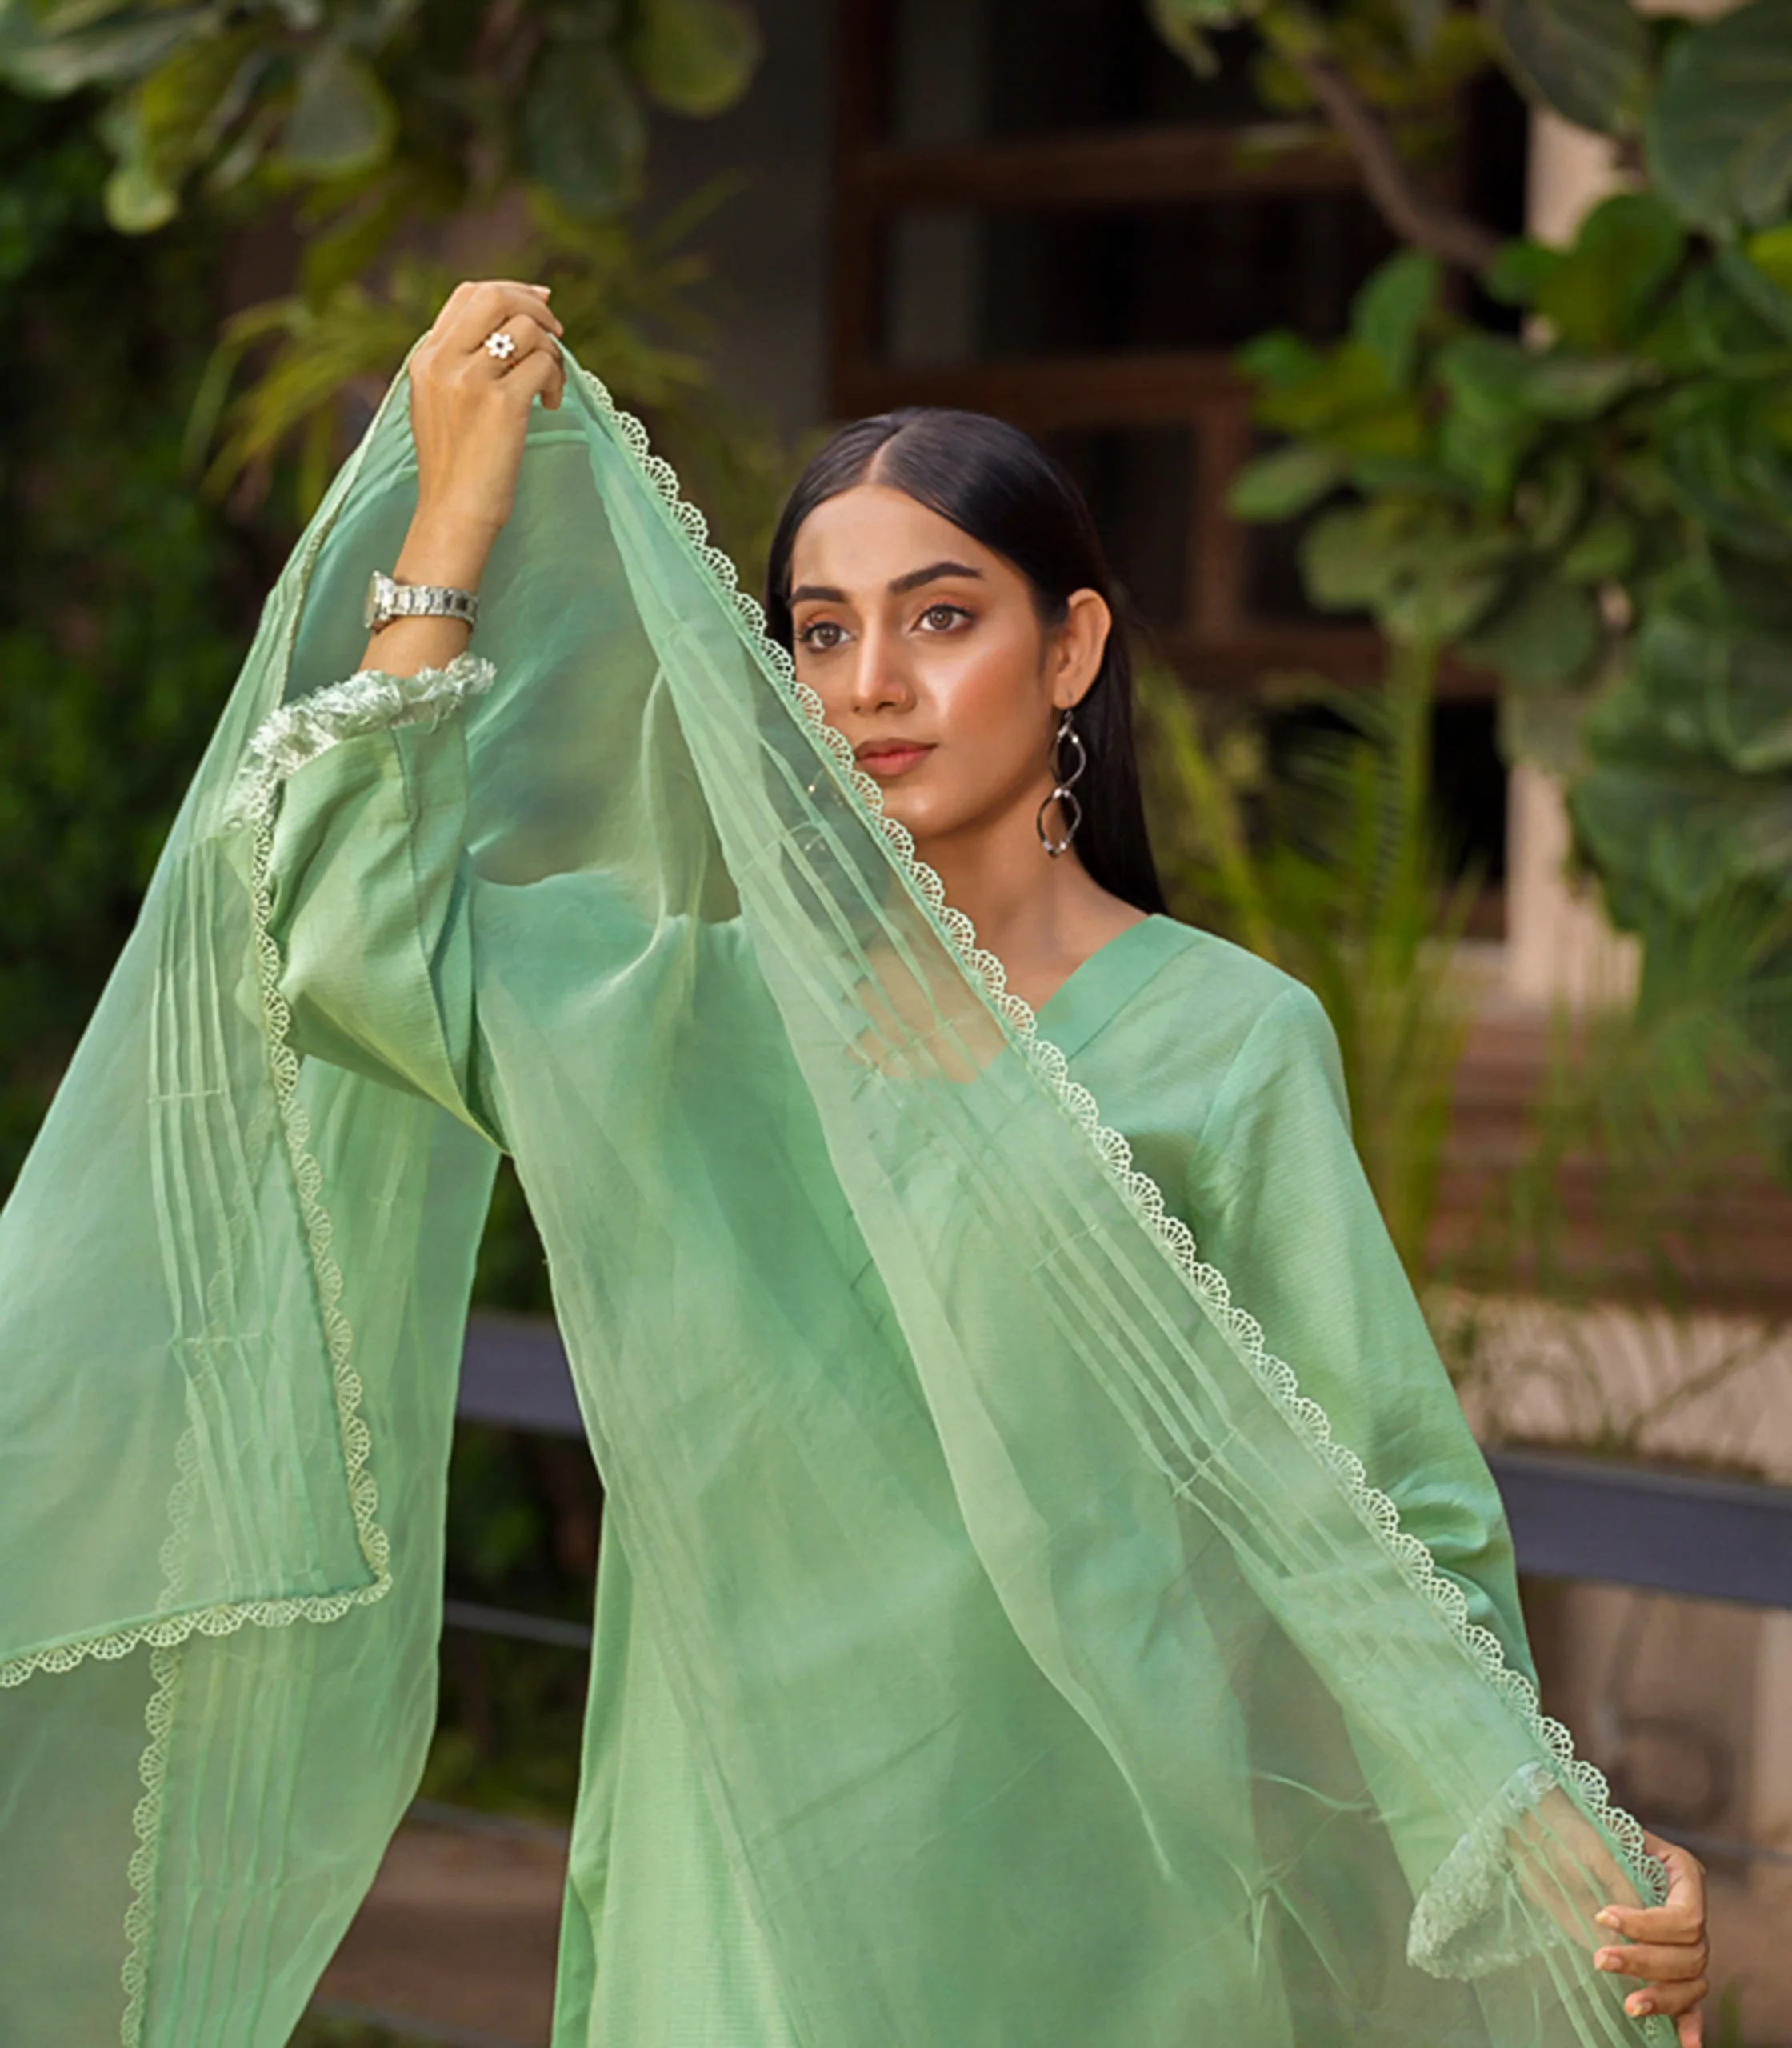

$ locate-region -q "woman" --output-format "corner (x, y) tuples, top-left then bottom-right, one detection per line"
(0, 278), (1708, 2046)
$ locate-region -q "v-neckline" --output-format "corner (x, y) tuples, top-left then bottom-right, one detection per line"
(1030, 912), (1186, 1058)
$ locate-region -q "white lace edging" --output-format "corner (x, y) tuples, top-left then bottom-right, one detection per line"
(567, 364), (1675, 1963)
(1406, 1760), (1565, 1979)
(222, 654), (498, 829)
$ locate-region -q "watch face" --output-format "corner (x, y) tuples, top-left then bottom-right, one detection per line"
(362, 570), (386, 631)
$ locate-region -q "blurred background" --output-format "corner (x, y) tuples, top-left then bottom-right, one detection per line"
(2, 0), (1790, 2040)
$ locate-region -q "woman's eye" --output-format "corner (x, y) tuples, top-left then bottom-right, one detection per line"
(918, 602), (968, 631)
(797, 619), (845, 652)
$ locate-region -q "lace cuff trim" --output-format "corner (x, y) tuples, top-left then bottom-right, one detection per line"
(225, 653), (497, 827)
(1406, 1760), (1564, 1978)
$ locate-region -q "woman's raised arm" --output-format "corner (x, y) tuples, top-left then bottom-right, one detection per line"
(354, 277), (566, 678)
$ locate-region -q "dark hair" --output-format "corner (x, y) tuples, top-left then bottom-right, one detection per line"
(762, 408), (1167, 917)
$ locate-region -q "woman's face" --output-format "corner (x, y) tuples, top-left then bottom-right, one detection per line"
(786, 483), (1109, 853)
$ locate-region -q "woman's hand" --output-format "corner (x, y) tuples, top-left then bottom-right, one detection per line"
(357, 278), (566, 676)
(406, 277), (566, 539)
(1594, 1830), (1710, 2043)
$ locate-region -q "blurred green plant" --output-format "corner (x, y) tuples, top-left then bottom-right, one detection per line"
(0, 0), (758, 235)
(0, 88), (268, 1192)
(1151, 0), (1792, 1106)
(0, 0), (769, 525)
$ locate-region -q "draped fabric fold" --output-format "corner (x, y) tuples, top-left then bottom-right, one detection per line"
(0, 344), (1673, 2046)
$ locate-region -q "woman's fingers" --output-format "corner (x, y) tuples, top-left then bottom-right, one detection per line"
(1594, 1939), (1708, 1982)
(1608, 1973), (1709, 2025)
(1597, 1834), (1707, 1943)
(1593, 1831), (1708, 2039)
(470, 311), (560, 373)
(433, 279), (564, 354)
(505, 340), (566, 412)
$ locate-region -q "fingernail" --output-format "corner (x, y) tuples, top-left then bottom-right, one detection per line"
(1626, 1994), (1651, 2016)
(1597, 1951), (1618, 1970)
(1597, 1910), (1621, 1929)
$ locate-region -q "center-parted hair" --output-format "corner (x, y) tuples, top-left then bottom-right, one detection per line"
(762, 408), (1167, 917)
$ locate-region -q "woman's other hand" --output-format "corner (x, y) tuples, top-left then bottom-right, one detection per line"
(1594, 1830), (1710, 2043)
(357, 278), (566, 676)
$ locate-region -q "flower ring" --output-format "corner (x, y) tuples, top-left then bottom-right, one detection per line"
(483, 327), (518, 362)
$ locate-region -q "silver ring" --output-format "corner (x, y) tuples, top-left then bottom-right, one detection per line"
(483, 327), (517, 361)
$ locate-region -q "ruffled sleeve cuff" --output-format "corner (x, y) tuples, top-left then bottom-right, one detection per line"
(226, 653), (497, 828)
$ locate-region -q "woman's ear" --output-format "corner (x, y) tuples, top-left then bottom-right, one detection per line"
(1052, 588), (1112, 710)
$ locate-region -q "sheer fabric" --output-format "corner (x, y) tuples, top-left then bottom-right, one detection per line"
(0, 345), (1672, 2046)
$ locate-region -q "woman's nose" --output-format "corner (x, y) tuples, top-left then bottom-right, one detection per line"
(849, 626), (915, 715)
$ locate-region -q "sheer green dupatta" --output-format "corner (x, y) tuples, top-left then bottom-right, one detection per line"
(0, 362), (498, 2044)
(564, 377), (1678, 2046)
(0, 337), (1674, 2048)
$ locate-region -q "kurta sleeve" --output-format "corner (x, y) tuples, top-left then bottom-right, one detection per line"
(250, 659), (503, 1150)
(1188, 979), (1538, 1694)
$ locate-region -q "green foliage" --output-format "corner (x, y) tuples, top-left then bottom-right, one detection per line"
(1228, 194), (1792, 1092)
(1156, 0), (1490, 166)
(1647, 0), (1792, 235)
(191, 186), (736, 520)
(0, 89), (265, 1194)
(0, 0), (768, 526)
(0, 0), (761, 234)
(1154, 0), (1792, 1110)
(1482, 0), (1650, 138)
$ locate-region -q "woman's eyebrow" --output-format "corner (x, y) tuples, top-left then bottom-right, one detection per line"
(889, 559), (983, 594)
(789, 561), (985, 608)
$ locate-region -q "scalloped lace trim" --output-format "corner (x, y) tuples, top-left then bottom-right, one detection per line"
(566, 364), (1675, 1963)
(222, 654), (498, 828)
(1406, 1760), (1563, 1978)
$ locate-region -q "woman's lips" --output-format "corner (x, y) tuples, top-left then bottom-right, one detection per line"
(858, 744), (934, 778)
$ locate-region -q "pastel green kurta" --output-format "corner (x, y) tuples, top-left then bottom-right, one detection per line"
(0, 362), (1670, 2048)
(262, 699), (1538, 2045)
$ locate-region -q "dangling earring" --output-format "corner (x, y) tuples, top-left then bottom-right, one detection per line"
(1035, 706), (1086, 858)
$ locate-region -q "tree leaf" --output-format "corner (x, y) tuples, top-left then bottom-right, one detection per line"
(1659, 383), (1792, 557)
(1481, 0), (1651, 137)
(132, 28), (259, 189)
(1234, 327), (1322, 389)
(1522, 354), (1640, 418)
(1648, 0), (1792, 234)
(1560, 507), (1637, 582)
(1482, 236), (1562, 308)
(1147, 0), (1254, 76)
(104, 150), (177, 230)
(523, 42), (646, 213)
(1386, 531), (1521, 644)
(1460, 574), (1601, 687)
(1714, 244), (1792, 342)
(1252, 339), (1391, 434)
(1681, 258), (1792, 372)
(1301, 505), (1400, 610)
(1745, 220), (1792, 292)
(629, 0), (760, 117)
(1350, 250), (1442, 391)
(1226, 441), (1347, 520)
(1533, 193), (1684, 350)
(0, 7), (204, 95)
(279, 46), (396, 178)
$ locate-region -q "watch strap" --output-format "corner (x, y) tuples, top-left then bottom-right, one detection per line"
(366, 570), (480, 633)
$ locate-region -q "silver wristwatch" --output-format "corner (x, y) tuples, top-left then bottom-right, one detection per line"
(362, 569), (480, 634)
